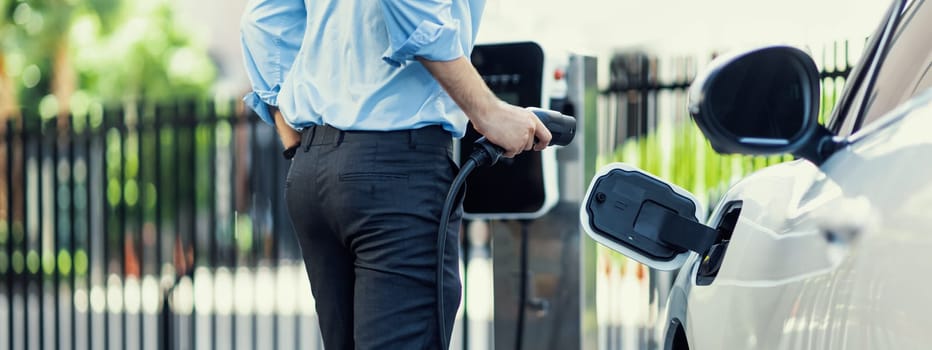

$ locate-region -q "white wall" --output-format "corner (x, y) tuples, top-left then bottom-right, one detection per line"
(176, 0), (250, 98)
(179, 0), (894, 91)
(479, 0), (891, 55)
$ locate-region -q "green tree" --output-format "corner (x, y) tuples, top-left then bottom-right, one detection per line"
(1, 0), (215, 121)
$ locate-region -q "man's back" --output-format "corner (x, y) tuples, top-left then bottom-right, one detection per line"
(242, 0), (486, 136)
(241, 1), (551, 347)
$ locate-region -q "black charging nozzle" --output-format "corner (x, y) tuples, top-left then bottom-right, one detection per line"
(471, 107), (577, 167)
(435, 108), (576, 349)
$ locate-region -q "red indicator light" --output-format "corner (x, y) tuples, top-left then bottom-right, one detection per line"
(554, 69), (564, 81)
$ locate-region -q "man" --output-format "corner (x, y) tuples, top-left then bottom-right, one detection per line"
(240, 1), (552, 348)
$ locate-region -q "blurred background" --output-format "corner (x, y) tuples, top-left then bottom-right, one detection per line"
(0, 0), (890, 349)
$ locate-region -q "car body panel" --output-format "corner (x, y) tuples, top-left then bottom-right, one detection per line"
(683, 90), (932, 349)
(603, 3), (932, 348)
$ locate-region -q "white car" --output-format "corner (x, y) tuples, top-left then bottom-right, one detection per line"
(581, 0), (932, 349)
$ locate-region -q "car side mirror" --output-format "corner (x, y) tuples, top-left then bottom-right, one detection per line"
(580, 163), (717, 271)
(688, 46), (839, 164)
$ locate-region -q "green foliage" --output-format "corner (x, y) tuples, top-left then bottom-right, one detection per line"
(601, 121), (778, 213)
(70, 0), (216, 103)
(1, 0), (216, 115)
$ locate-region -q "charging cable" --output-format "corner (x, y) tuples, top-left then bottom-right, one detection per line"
(436, 137), (502, 350)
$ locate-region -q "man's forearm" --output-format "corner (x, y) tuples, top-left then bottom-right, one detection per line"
(418, 55), (550, 157)
(418, 56), (498, 124)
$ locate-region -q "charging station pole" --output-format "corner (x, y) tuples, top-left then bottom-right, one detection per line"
(464, 43), (599, 350)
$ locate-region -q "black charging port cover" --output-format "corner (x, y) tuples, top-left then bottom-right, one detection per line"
(586, 168), (717, 261)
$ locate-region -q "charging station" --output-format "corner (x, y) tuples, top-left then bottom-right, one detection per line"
(462, 42), (599, 349)
(460, 42), (562, 220)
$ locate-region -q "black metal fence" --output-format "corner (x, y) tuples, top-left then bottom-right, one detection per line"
(0, 101), (324, 350)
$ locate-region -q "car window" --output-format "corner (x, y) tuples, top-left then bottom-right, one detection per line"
(856, 0), (932, 129)
(827, 2), (894, 137)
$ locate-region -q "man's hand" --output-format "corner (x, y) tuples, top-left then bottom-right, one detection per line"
(470, 101), (551, 158)
(418, 57), (552, 158)
(271, 106), (301, 150)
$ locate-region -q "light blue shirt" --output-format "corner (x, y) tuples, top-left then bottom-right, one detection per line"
(240, 0), (486, 138)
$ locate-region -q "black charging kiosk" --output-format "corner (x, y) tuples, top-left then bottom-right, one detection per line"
(462, 42), (560, 219)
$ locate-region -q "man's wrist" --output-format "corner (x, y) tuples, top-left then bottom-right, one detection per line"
(462, 92), (500, 125)
(269, 105), (302, 157)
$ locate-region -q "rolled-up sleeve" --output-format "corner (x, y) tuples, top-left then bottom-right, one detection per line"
(378, 0), (465, 67)
(240, 0), (306, 125)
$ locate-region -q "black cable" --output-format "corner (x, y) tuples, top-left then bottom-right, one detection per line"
(515, 220), (531, 350)
(436, 158), (477, 350)
(436, 140), (501, 349)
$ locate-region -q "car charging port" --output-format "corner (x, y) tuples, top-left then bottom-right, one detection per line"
(696, 201), (742, 286)
(582, 164), (718, 271)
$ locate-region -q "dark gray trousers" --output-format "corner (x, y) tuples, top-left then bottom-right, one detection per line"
(284, 124), (462, 349)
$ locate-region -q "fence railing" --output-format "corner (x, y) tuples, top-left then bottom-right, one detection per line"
(0, 98), (480, 350)
(0, 101), (327, 350)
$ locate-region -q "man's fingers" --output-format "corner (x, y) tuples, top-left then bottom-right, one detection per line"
(532, 118), (552, 151)
(509, 138), (527, 158)
(532, 137), (546, 152)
